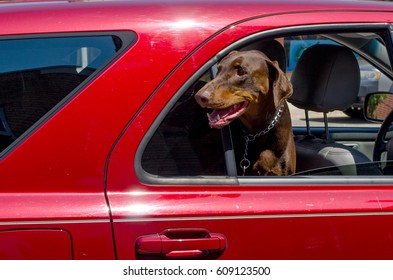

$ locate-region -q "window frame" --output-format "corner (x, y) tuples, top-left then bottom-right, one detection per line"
(136, 23), (393, 186)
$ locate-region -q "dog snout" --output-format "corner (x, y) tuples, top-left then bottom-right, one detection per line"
(195, 89), (212, 107)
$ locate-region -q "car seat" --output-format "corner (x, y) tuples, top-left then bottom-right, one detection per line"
(241, 39), (287, 71)
(289, 44), (380, 175)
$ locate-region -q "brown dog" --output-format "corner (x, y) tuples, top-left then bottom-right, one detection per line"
(194, 50), (295, 176)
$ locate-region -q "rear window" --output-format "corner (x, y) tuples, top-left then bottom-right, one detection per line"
(0, 34), (128, 153)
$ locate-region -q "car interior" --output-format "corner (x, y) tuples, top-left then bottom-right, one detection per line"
(284, 32), (393, 176)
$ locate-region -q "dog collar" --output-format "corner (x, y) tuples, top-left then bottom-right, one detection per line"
(239, 104), (285, 175)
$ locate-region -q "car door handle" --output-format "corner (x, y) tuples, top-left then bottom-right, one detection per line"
(135, 228), (227, 258)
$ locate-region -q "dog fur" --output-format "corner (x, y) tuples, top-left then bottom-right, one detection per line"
(194, 50), (296, 176)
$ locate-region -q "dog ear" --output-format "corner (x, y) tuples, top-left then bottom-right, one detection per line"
(267, 60), (293, 109)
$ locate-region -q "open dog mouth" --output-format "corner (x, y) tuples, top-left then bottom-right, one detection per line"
(207, 101), (249, 129)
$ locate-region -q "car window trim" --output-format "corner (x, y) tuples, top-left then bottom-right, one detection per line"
(238, 176), (393, 186)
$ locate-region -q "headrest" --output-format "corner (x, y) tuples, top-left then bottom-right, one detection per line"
(289, 44), (360, 112)
(241, 39), (287, 72)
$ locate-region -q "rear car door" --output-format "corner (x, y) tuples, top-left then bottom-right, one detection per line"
(0, 32), (134, 259)
(107, 11), (393, 259)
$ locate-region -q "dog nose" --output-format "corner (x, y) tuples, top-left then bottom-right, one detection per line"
(195, 90), (211, 106)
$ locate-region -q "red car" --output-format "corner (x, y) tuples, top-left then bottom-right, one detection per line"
(1, 0), (393, 260)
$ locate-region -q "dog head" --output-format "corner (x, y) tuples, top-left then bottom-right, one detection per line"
(194, 50), (292, 129)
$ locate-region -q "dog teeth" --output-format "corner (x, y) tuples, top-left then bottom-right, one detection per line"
(207, 111), (221, 123)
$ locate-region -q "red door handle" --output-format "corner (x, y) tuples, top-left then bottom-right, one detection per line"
(135, 228), (227, 258)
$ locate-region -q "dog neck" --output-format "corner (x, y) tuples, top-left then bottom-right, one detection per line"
(238, 103), (284, 137)
(239, 98), (280, 134)
(236, 103), (285, 175)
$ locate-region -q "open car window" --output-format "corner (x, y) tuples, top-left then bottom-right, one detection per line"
(140, 29), (393, 181)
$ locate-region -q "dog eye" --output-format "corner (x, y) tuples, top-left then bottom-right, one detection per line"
(235, 65), (246, 76)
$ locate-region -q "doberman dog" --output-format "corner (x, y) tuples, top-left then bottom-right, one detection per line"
(195, 50), (296, 176)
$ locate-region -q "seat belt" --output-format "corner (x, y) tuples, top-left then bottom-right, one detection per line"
(221, 125), (237, 176)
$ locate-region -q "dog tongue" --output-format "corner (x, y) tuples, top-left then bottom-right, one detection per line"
(207, 101), (249, 129)
(208, 109), (232, 128)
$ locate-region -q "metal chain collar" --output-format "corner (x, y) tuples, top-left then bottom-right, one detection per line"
(240, 104), (285, 175)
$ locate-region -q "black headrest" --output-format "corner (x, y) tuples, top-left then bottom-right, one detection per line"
(241, 39), (287, 72)
(289, 44), (360, 112)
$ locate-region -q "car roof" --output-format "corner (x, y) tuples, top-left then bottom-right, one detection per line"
(2, 0), (393, 9)
(3, 0), (393, 12)
(1, 0), (392, 35)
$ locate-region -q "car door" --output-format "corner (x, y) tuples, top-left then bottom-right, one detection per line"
(107, 11), (393, 259)
(0, 32), (135, 259)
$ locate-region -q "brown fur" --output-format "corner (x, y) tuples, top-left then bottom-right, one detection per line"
(195, 50), (296, 175)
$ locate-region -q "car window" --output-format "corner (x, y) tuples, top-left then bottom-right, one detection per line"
(0, 34), (124, 153)
(141, 30), (393, 180)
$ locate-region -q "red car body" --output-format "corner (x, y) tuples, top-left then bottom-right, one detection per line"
(1, 0), (393, 259)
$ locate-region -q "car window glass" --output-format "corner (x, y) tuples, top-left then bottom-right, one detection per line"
(0, 35), (122, 153)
